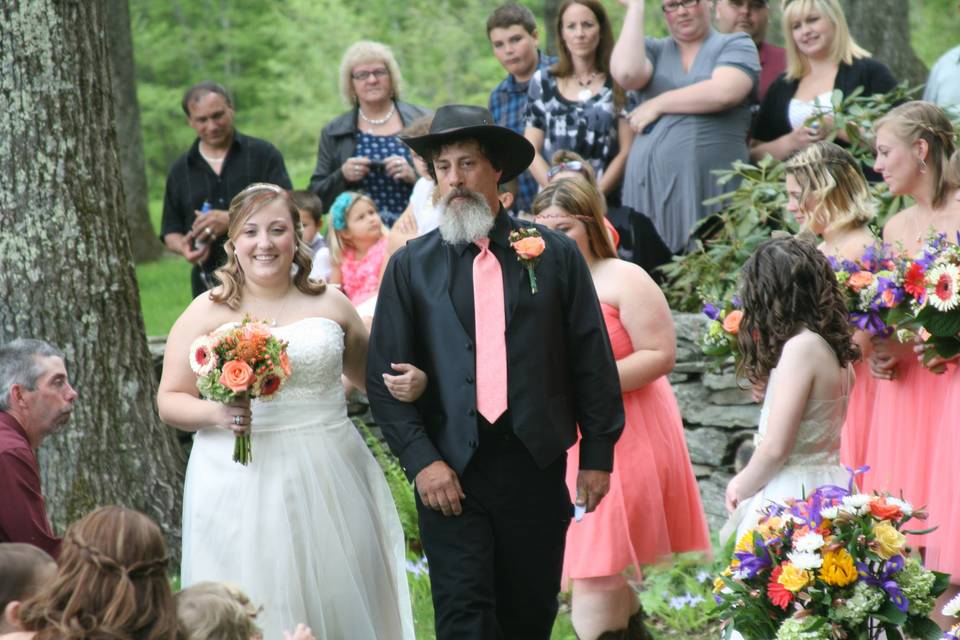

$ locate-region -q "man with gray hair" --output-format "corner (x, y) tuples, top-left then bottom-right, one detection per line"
(0, 339), (78, 557)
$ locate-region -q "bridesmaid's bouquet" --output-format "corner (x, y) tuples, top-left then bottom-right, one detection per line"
(829, 243), (904, 337)
(889, 233), (960, 364)
(714, 477), (949, 640)
(699, 296), (742, 371)
(189, 318), (291, 465)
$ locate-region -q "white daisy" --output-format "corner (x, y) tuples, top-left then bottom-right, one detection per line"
(787, 550), (823, 570)
(943, 592), (960, 618)
(820, 506), (839, 519)
(926, 263), (960, 312)
(793, 532), (826, 553)
(885, 497), (913, 518)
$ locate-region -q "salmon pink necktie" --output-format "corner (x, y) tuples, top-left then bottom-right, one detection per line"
(473, 238), (508, 423)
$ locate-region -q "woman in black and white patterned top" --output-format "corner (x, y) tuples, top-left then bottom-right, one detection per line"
(523, 0), (633, 201)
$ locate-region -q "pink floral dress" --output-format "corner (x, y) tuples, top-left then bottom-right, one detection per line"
(340, 237), (387, 305)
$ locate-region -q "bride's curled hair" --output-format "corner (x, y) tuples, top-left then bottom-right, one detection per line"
(211, 183), (325, 309)
(735, 237), (859, 386)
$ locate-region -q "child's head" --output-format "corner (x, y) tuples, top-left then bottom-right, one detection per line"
(735, 237), (859, 384)
(0, 544), (56, 633)
(400, 115), (435, 182)
(289, 190), (325, 244)
(497, 178), (519, 212)
(327, 191), (387, 261)
(176, 581), (263, 640)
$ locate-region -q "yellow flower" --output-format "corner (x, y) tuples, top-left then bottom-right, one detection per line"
(735, 531), (756, 554)
(872, 521), (906, 559)
(777, 562), (813, 593)
(820, 548), (858, 587)
(757, 516), (784, 540)
(714, 577), (726, 594)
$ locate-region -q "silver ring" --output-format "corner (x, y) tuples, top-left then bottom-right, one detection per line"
(233, 415), (242, 426)
(204, 226), (213, 237)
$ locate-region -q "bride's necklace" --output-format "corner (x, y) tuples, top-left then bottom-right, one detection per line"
(246, 286), (292, 327)
(575, 71), (599, 102)
(358, 103), (395, 126)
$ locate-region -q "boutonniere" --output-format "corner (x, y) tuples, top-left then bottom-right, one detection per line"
(509, 228), (546, 294)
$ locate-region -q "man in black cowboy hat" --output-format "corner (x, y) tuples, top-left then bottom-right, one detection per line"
(366, 104), (624, 639)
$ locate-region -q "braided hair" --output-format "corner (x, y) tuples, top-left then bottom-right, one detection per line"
(18, 506), (181, 640)
(736, 237), (859, 385)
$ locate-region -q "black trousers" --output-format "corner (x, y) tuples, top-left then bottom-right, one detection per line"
(417, 428), (572, 640)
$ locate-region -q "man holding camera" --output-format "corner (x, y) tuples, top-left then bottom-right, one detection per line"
(160, 81), (291, 297)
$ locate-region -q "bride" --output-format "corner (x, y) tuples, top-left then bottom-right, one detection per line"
(157, 183), (414, 639)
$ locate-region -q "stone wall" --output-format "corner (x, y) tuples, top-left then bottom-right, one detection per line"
(670, 313), (758, 532)
(149, 313), (757, 533)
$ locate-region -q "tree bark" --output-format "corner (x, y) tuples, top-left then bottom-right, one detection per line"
(104, 0), (163, 263)
(544, 0), (561, 57)
(839, 0), (927, 87)
(0, 1), (185, 557)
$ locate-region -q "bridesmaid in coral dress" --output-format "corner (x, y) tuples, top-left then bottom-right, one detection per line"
(533, 177), (710, 640)
(782, 141), (879, 472)
(865, 102), (960, 557)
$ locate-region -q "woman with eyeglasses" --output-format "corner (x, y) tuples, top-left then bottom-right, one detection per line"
(749, 0), (896, 178)
(610, 0), (760, 254)
(308, 41), (429, 227)
(523, 0), (633, 204)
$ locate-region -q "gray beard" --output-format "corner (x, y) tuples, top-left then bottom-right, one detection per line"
(437, 188), (495, 245)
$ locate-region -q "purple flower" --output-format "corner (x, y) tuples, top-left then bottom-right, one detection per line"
(702, 302), (721, 321)
(731, 295), (742, 309)
(734, 551), (772, 578)
(858, 556), (909, 613)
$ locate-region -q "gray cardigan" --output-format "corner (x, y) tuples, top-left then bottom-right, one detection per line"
(307, 101), (430, 210)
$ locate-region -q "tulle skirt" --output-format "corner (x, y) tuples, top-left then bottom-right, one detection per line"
(562, 377), (710, 584)
(181, 397), (414, 639)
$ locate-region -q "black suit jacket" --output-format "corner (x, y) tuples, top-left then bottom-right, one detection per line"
(367, 214), (624, 482)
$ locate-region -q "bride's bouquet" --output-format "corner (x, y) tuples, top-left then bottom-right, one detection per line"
(189, 317), (291, 465)
(714, 478), (949, 640)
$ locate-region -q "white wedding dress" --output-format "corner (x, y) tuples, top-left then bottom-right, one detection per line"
(724, 340), (854, 544)
(181, 317), (414, 640)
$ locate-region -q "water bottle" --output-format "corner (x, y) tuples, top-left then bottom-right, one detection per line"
(194, 200), (213, 248)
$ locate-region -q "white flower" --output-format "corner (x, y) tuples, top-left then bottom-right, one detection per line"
(927, 263), (960, 312)
(885, 497), (913, 518)
(943, 592), (960, 618)
(820, 506), (839, 519)
(841, 494), (872, 514)
(787, 550), (823, 570)
(793, 532), (826, 553)
(188, 335), (218, 376)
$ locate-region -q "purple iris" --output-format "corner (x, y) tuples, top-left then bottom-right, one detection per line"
(844, 465), (870, 493)
(703, 302), (721, 321)
(732, 295), (742, 309)
(850, 311), (890, 337)
(916, 233), (948, 269)
(734, 549), (772, 579)
(875, 277), (904, 309)
(857, 556), (909, 613)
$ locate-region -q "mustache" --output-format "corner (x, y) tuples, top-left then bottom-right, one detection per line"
(441, 187), (485, 206)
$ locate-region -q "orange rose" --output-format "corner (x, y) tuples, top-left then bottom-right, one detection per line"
(723, 310), (743, 335)
(869, 498), (903, 521)
(848, 271), (874, 292)
(280, 351), (292, 377)
(220, 359), (254, 393)
(512, 236), (546, 260)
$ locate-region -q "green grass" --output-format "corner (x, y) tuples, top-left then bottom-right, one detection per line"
(136, 255), (193, 336)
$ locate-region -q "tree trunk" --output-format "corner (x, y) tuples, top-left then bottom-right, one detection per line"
(840, 0), (928, 87)
(0, 1), (185, 557)
(104, 0), (163, 263)
(544, 0), (561, 57)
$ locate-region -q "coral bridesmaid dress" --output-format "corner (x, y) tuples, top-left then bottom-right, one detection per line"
(562, 303), (711, 583)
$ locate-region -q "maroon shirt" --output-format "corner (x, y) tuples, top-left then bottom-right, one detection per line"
(0, 411), (61, 558)
(758, 41), (787, 102)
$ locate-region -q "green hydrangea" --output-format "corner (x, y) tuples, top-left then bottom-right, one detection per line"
(896, 558), (937, 616)
(830, 582), (885, 626)
(776, 616), (832, 640)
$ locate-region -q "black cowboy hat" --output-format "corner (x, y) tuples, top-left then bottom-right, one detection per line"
(400, 104), (535, 184)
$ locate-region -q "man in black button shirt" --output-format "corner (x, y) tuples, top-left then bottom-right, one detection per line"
(160, 81), (292, 297)
(367, 105), (624, 640)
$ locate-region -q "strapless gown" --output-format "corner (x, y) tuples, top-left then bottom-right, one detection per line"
(562, 303), (710, 583)
(181, 317), (414, 639)
(726, 347), (852, 544)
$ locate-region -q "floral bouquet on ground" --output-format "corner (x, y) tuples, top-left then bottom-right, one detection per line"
(714, 476), (949, 640)
(830, 243), (905, 337)
(189, 317), (291, 465)
(890, 233), (960, 364)
(700, 296), (743, 371)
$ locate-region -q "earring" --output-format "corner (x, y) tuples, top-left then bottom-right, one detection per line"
(919, 158), (928, 173)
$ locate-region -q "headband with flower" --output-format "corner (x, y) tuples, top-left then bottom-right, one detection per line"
(330, 192), (362, 231)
